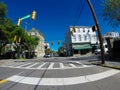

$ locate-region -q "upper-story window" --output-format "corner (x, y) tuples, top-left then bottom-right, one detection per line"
(72, 35), (76, 41)
(84, 35), (87, 40)
(78, 28), (80, 33)
(78, 35), (81, 41)
(88, 29), (90, 32)
(83, 28), (85, 32)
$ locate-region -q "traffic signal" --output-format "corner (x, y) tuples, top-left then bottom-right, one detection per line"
(73, 26), (76, 32)
(14, 35), (16, 42)
(18, 37), (21, 43)
(71, 31), (74, 36)
(92, 26), (97, 32)
(17, 18), (21, 26)
(31, 10), (36, 20)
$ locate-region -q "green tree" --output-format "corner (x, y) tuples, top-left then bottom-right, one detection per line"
(0, 2), (7, 18)
(102, 0), (120, 27)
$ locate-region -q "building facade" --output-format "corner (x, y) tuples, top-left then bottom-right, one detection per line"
(27, 27), (45, 57)
(64, 26), (97, 56)
(103, 31), (120, 55)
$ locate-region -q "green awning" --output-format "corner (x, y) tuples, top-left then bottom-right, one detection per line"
(72, 44), (92, 50)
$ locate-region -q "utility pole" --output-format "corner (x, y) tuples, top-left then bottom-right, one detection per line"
(87, 0), (105, 64)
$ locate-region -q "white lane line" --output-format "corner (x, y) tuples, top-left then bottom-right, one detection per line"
(69, 64), (76, 68)
(60, 63), (64, 68)
(26, 63), (39, 68)
(48, 63), (54, 69)
(7, 69), (120, 86)
(36, 63), (46, 69)
(16, 63), (32, 68)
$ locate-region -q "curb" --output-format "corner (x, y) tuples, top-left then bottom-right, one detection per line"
(92, 63), (120, 70)
(101, 64), (120, 70)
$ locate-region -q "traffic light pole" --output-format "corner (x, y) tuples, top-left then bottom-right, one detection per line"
(87, 0), (105, 64)
(17, 10), (36, 26)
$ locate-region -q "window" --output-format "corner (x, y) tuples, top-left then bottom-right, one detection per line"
(83, 28), (85, 32)
(78, 29), (80, 33)
(84, 35), (87, 40)
(88, 29), (90, 32)
(72, 35), (76, 41)
(78, 35), (81, 41)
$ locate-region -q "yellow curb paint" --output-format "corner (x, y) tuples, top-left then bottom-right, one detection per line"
(0, 79), (8, 84)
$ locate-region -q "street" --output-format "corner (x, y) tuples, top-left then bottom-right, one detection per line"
(0, 56), (120, 90)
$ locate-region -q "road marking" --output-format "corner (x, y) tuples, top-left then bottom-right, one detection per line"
(0, 79), (8, 84)
(16, 63), (32, 68)
(26, 63), (39, 68)
(48, 63), (54, 69)
(60, 63), (64, 68)
(7, 69), (120, 86)
(69, 64), (76, 68)
(75, 61), (87, 67)
(0, 62), (94, 70)
(36, 63), (46, 69)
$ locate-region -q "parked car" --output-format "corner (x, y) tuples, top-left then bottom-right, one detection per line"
(44, 54), (51, 58)
(94, 43), (108, 55)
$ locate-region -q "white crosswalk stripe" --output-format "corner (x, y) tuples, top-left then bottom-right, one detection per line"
(26, 63), (39, 68)
(60, 63), (64, 68)
(0, 61), (94, 70)
(48, 63), (54, 69)
(36, 63), (46, 69)
(69, 63), (76, 68)
(16, 63), (32, 68)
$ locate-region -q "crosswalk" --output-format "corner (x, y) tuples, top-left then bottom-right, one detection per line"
(0, 61), (94, 70)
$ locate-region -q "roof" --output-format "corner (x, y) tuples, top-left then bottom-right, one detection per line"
(27, 27), (44, 37)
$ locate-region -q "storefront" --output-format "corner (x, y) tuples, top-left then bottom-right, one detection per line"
(72, 44), (92, 55)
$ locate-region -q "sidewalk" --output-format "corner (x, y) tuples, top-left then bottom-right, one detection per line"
(92, 58), (120, 70)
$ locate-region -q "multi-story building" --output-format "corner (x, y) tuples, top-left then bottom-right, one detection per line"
(64, 26), (97, 56)
(27, 27), (45, 57)
(104, 31), (119, 38)
(103, 31), (120, 55)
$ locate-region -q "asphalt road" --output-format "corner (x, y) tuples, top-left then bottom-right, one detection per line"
(0, 56), (120, 90)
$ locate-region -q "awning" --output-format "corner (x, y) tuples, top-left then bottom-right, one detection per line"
(72, 44), (92, 50)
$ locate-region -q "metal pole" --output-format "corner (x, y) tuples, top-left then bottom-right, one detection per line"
(87, 0), (105, 64)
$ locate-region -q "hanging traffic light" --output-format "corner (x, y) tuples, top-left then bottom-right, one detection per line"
(31, 10), (36, 20)
(17, 18), (21, 26)
(71, 31), (74, 36)
(73, 26), (76, 32)
(18, 37), (21, 43)
(14, 35), (17, 42)
(92, 26), (97, 32)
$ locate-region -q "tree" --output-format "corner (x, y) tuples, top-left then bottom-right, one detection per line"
(102, 0), (120, 27)
(58, 47), (66, 56)
(0, 2), (7, 18)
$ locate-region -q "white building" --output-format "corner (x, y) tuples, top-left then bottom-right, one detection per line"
(103, 31), (120, 55)
(64, 26), (97, 56)
(104, 31), (119, 38)
(27, 27), (45, 57)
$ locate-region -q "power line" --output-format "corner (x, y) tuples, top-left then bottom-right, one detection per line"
(74, 0), (87, 26)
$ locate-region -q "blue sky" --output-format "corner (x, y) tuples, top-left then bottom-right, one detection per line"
(1, 0), (119, 51)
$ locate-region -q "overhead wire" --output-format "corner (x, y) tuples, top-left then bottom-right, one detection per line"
(73, 0), (87, 26)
